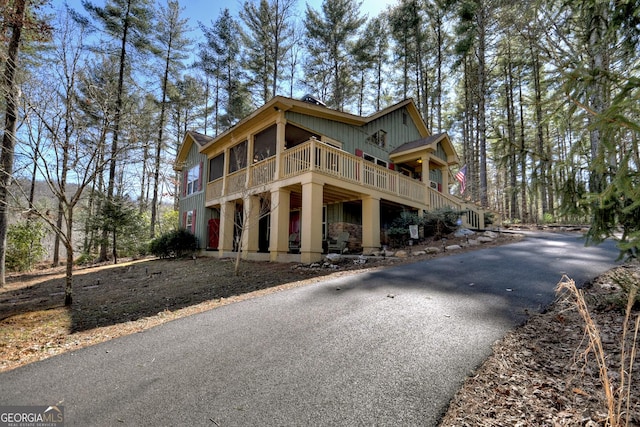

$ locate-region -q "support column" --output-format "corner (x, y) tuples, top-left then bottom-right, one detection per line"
(442, 164), (450, 192)
(274, 114), (285, 180)
(242, 195), (260, 259)
(362, 196), (381, 255)
(421, 155), (430, 184)
(421, 155), (431, 208)
(269, 188), (291, 261)
(218, 200), (236, 257)
(300, 181), (323, 263)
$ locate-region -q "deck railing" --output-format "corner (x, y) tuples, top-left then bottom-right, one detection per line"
(206, 138), (485, 228)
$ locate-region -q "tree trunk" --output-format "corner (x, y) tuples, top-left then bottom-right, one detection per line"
(435, 11), (443, 133)
(505, 40), (518, 220)
(0, 0), (27, 287)
(518, 75), (528, 223)
(150, 26), (173, 239)
(64, 210), (74, 306)
(531, 46), (548, 215)
(476, 1), (488, 207)
(100, 0), (132, 262)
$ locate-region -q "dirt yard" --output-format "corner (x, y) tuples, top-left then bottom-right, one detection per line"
(1, 230), (638, 425)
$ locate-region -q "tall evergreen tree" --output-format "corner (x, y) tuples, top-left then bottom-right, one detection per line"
(452, 0), (491, 207)
(200, 8), (251, 129)
(240, 0), (296, 104)
(79, 0), (155, 261)
(0, 0), (51, 286)
(150, 0), (190, 238)
(304, 0), (366, 111)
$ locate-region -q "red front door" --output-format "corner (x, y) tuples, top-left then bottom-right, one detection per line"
(208, 218), (220, 249)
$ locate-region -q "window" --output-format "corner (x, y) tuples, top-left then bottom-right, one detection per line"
(185, 210), (196, 233)
(229, 140), (248, 173)
(185, 164), (201, 195)
(185, 210), (193, 230)
(366, 130), (387, 148)
(363, 152), (387, 168)
(209, 153), (224, 182)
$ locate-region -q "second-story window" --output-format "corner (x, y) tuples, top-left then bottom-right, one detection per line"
(229, 140), (248, 173)
(367, 130), (387, 148)
(186, 164), (201, 195)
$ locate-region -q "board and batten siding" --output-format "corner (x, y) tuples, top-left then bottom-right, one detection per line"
(178, 142), (208, 249)
(285, 106), (423, 163)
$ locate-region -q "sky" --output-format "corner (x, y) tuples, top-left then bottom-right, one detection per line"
(54, 0), (399, 32)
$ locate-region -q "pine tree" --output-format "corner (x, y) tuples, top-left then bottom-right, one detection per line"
(79, 0), (155, 262)
(150, 0), (190, 238)
(240, 0), (296, 104)
(200, 9), (252, 130)
(304, 0), (366, 111)
(0, 0), (51, 286)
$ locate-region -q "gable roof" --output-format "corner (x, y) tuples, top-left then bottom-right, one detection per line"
(389, 133), (447, 155)
(175, 131), (214, 171)
(389, 132), (459, 165)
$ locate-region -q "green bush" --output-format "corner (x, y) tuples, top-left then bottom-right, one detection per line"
(423, 207), (462, 238)
(7, 221), (47, 272)
(149, 229), (197, 259)
(386, 208), (463, 247)
(387, 211), (421, 247)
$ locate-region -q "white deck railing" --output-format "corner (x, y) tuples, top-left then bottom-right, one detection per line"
(206, 138), (485, 228)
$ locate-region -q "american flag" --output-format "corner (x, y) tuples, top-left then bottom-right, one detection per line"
(456, 165), (467, 194)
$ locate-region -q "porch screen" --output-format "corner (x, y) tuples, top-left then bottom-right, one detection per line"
(253, 124), (277, 161)
(229, 140), (248, 173)
(209, 153), (224, 182)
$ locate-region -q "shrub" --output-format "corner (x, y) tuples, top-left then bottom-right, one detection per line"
(149, 229), (197, 259)
(7, 221), (46, 272)
(387, 211), (421, 247)
(386, 208), (463, 247)
(423, 207), (462, 238)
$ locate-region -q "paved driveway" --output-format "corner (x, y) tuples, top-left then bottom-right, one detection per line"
(0, 232), (620, 426)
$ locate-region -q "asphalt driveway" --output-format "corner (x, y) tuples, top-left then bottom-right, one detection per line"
(0, 232), (620, 426)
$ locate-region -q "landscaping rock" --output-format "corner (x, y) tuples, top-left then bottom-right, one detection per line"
(454, 228), (476, 237)
(477, 236), (494, 243)
(354, 255), (367, 265)
(425, 247), (441, 254)
(395, 250), (409, 258)
(445, 244), (462, 251)
(412, 250), (426, 256)
(324, 253), (343, 264)
(483, 230), (498, 239)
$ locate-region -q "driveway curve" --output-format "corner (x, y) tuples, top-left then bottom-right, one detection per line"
(0, 232), (620, 426)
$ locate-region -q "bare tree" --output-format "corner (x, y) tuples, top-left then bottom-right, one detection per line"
(232, 190), (274, 276)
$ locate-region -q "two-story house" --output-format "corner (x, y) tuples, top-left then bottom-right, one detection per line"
(175, 96), (485, 263)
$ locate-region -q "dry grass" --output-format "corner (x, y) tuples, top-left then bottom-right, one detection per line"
(441, 264), (640, 426)
(557, 273), (639, 427)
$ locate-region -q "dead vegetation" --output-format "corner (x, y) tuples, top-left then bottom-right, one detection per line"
(440, 265), (640, 426)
